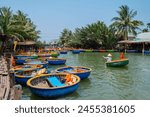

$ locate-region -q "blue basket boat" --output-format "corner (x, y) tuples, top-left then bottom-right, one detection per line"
(15, 54), (38, 59)
(55, 66), (92, 80)
(10, 64), (43, 72)
(27, 73), (80, 98)
(60, 51), (68, 54)
(72, 50), (81, 54)
(15, 59), (26, 65)
(24, 60), (48, 68)
(47, 58), (66, 65)
(15, 68), (46, 85)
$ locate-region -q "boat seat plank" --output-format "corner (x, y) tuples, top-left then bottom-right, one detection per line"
(47, 76), (65, 87)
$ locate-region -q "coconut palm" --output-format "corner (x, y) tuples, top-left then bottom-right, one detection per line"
(59, 28), (72, 47)
(12, 10), (40, 41)
(0, 7), (40, 53)
(111, 5), (143, 40)
(0, 7), (21, 53)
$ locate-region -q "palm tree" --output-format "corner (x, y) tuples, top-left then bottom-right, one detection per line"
(0, 7), (40, 53)
(111, 5), (143, 40)
(12, 10), (40, 41)
(59, 28), (72, 47)
(0, 7), (20, 53)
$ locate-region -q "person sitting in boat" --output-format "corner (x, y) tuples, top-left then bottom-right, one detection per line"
(103, 53), (112, 62)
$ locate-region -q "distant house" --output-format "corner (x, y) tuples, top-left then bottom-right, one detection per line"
(118, 32), (150, 53)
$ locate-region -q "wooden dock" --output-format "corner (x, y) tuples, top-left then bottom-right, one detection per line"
(0, 55), (22, 100)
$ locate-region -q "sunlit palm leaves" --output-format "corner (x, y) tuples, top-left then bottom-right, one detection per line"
(0, 7), (40, 42)
(111, 5), (143, 40)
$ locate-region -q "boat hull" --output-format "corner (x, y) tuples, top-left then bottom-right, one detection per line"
(15, 59), (26, 65)
(15, 75), (32, 84)
(27, 74), (80, 98)
(29, 83), (79, 98)
(15, 55), (38, 59)
(72, 50), (81, 54)
(106, 59), (129, 67)
(60, 51), (68, 54)
(24, 61), (48, 68)
(55, 66), (92, 80)
(48, 59), (66, 65)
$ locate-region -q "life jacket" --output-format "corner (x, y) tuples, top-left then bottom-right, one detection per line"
(65, 74), (73, 83)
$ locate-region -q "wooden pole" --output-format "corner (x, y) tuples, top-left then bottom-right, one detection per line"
(142, 42), (145, 55)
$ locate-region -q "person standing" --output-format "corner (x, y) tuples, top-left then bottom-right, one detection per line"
(120, 52), (124, 59)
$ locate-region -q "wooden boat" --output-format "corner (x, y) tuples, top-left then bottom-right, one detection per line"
(72, 50), (81, 54)
(55, 66), (92, 80)
(106, 58), (129, 67)
(27, 73), (80, 98)
(47, 58), (66, 65)
(15, 68), (46, 85)
(10, 65), (43, 72)
(24, 60), (48, 68)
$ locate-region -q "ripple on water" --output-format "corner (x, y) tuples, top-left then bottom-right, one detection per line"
(22, 52), (150, 100)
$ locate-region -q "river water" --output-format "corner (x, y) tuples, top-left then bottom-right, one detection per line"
(22, 52), (150, 100)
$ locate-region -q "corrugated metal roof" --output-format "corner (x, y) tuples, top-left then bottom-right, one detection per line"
(136, 32), (150, 42)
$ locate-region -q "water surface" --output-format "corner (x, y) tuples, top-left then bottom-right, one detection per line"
(22, 52), (150, 100)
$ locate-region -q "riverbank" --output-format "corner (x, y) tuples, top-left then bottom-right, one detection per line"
(0, 55), (22, 100)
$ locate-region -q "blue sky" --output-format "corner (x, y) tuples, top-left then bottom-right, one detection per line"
(0, 0), (150, 42)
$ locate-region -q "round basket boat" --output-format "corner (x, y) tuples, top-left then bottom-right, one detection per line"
(15, 54), (38, 59)
(38, 53), (51, 57)
(10, 64), (43, 72)
(27, 73), (80, 98)
(50, 52), (60, 57)
(15, 59), (26, 65)
(15, 68), (46, 85)
(106, 58), (129, 67)
(60, 51), (68, 54)
(24, 60), (48, 68)
(47, 58), (66, 65)
(72, 50), (81, 54)
(55, 66), (92, 80)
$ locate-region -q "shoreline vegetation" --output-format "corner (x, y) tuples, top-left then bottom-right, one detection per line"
(1, 5), (150, 53)
(0, 5), (150, 100)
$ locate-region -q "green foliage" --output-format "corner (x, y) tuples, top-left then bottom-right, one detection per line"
(0, 6), (40, 52)
(111, 5), (143, 40)
(59, 28), (72, 47)
(59, 21), (117, 49)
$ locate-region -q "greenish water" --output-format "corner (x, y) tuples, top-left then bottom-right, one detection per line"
(22, 52), (150, 100)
